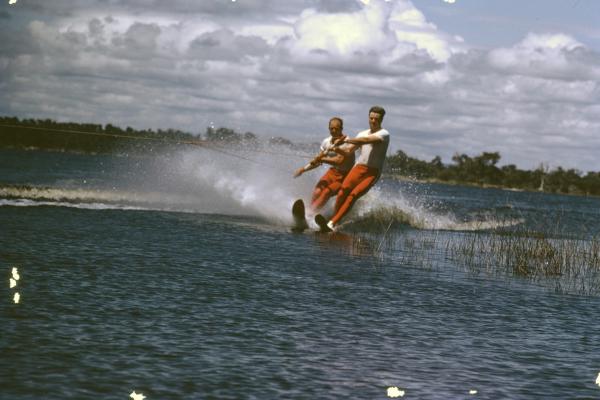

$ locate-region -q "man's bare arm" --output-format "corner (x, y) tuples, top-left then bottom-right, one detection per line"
(319, 154), (345, 166)
(333, 143), (358, 157)
(345, 135), (384, 145)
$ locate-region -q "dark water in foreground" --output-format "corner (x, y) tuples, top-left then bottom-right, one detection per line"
(1, 149), (600, 399)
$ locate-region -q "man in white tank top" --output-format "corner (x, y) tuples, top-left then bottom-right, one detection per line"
(294, 117), (355, 212)
(315, 106), (389, 232)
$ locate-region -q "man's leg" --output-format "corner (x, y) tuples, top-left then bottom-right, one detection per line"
(310, 169), (343, 211)
(310, 177), (328, 207)
(331, 166), (378, 225)
(333, 166), (363, 215)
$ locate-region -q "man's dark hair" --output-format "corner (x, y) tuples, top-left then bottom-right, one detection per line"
(329, 117), (343, 128)
(369, 106), (386, 121)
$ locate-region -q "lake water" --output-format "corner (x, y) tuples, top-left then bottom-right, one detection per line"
(1, 147), (600, 399)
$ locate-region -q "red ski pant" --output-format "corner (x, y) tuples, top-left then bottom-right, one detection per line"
(310, 167), (346, 211)
(331, 164), (379, 225)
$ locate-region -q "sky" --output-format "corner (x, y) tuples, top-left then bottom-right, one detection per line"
(1, 0), (599, 171)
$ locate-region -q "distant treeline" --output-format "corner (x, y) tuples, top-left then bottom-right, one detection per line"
(1, 116), (599, 196)
(0, 116), (199, 154)
(0, 116), (299, 153)
(386, 150), (600, 196)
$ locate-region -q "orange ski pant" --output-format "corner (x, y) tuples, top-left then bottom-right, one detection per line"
(311, 167), (346, 211)
(330, 164), (380, 225)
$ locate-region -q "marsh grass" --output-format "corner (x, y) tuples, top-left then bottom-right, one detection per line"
(449, 231), (600, 295)
(323, 206), (600, 295)
(346, 220), (600, 296)
(346, 207), (419, 232)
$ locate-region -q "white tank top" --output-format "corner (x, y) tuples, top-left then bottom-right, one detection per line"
(355, 128), (390, 170)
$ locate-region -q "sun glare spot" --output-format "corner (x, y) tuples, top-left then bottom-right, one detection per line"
(469, 389), (478, 395)
(13, 292), (20, 304)
(12, 267), (20, 281)
(9, 0), (18, 4)
(130, 391), (146, 400)
(10, 278), (17, 288)
(595, 372), (600, 387)
(387, 386), (405, 398)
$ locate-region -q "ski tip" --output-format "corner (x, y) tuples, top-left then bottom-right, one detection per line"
(314, 214), (332, 233)
(292, 199), (305, 217)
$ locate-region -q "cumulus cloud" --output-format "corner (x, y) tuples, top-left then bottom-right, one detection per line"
(292, 3), (392, 58)
(1, 0), (600, 170)
(188, 29), (270, 62)
(489, 33), (600, 80)
(289, 0), (463, 71)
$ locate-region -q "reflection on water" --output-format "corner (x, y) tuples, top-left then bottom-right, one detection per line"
(386, 386), (405, 398)
(9, 266), (21, 304)
(2, 149), (600, 399)
(130, 391), (146, 400)
(313, 231), (379, 258)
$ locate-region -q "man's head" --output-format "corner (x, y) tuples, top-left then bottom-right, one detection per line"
(329, 117), (343, 138)
(368, 106), (385, 132)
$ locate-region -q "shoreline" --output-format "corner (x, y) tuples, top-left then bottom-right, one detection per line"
(385, 174), (594, 198)
(0, 145), (594, 199)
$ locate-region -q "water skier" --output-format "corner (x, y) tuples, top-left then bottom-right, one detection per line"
(315, 106), (390, 232)
(294, 117), (355, 213)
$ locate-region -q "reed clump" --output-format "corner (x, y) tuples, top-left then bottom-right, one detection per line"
(347, 207), (417, 232)
(449, 229), (600, 295)
(331, 213), (600, 296)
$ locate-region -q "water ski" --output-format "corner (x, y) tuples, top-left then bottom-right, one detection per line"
(291, 199), (309, 233)
(314, 214), (333, 233)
